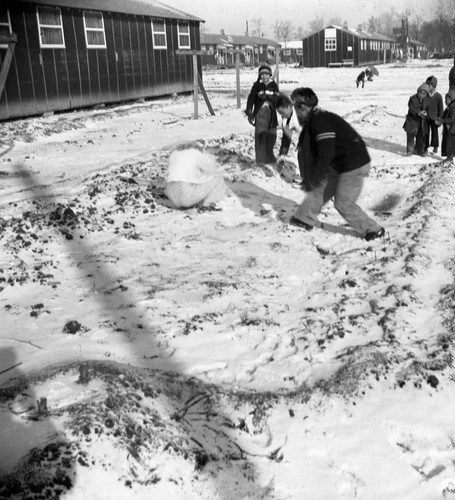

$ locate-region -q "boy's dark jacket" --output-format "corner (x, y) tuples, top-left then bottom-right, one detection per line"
(441, 100), (455, 157)
(441, 100), (455, 134)
(403, 94), (429, 135)
(246, 80), (279, 127)
(297, 107), (370, 192)
(427, 91), (443, 121)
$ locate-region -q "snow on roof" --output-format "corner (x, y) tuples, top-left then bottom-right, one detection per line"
(201, 33), (280, 48)
(15, 0), (203, 21)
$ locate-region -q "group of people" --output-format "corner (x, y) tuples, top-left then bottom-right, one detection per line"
(355, 67), (374, 88)
(403, 63), (455, 161)
(244, 63), (384, 241)
(165, 59), (455, 242)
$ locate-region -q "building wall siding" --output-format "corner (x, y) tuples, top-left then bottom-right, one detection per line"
(0, 2), (199, 120)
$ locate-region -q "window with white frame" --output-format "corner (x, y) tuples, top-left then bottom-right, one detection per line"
(178, 22), (190, 48)
(325, 38), (336, 51)
(152, 19), (166, 49)
(83, 11), (106, 48)
(37, 6), (65, 48)
(0, 9), (12, 49)
(324, 28), (336, 51)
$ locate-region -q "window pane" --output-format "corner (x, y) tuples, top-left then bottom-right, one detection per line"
(179, 24), (189, 34)
(0, 11), (9, 24)
(87, 30), (105, 46)
(152, 20), (164, 32)
(38, 7), (61, 26)
(41, 27), (63, 45)
(0, 25), (9, 37)
(179, 34), (189, 47)
(85, 12), (103, 29)
(154, 34), (166, 46)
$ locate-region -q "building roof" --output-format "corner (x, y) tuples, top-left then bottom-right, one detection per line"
(334, 25), (396, 42)
(201, 33), (280, 48)
(284, 40), (303, 49)
(410, 39), (428, 47)
(303, 25), (396, 43)
(15, 0), (204, 21)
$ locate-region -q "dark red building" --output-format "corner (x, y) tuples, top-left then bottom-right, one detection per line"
(301, 25), (398, 68)
(0, 0), (203, 120)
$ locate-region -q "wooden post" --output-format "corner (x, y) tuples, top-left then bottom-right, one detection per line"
(197, 73), (215, 116)
(274, 50), (281, 88)
(192, 53), (199, 118)
(0, 33), (17, 102)
(176, 49), (215, 119)
(234, 51), (242, 109)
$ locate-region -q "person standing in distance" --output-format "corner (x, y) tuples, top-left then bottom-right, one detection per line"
(289, 87), (384, 241)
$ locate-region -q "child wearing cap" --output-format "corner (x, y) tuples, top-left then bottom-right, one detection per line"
(403, 83), (430, 156)
(437, 90), (455, 162)
(356, 70), (366, 88)
(245, 64), (279, 164)
(425, 75), (443, 154)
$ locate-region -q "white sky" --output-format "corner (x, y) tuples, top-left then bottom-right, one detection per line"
(161, 0), (431, 37)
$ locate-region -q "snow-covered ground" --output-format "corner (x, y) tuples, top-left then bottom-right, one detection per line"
(1, 59), (455, 500)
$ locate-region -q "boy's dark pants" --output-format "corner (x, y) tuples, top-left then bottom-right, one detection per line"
(407, 129), (427, 155)
(425, 119), (439, 149)
(255, 104), (277, 163)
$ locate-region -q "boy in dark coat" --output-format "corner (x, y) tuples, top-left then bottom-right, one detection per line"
(403, 83), (430, 156)
(425, 76), (443, 154)
(356, 71), (366, 88)
(449, 58), (455, 91)
(437, 90), (455, 162)
(289, 87), (384, 241)
(245, 64), (279, 164)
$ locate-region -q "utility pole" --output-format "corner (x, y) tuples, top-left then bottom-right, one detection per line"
(402, 18), (409, 61)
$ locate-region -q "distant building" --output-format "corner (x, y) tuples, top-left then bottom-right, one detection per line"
(280, 40), (304, 66)
(0, 0), (204, 120)
(408, 39), (428, 60)
(200, 31), (281, 67)
(392, 19), (428, 61)
(300, 25), (399, 68)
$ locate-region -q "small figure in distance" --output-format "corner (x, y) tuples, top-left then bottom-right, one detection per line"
(356, 70), (366, 88)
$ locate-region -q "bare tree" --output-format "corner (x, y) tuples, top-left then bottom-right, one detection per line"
(251, 17), (264, 37)
(308, 16), (324, 33)
(327, 16), (343, 27)
(272, 20), (294, 66)
(295, 26), (307, 39)
(272, 20), (294, 42)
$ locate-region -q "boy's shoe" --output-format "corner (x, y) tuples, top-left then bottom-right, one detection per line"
(290, 216), (313, 231)
(364, 227), (385, 241)
(420, 151), (429, 157)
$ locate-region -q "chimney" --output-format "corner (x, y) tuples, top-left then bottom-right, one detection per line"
(245, 20), (249, 37)
(220, 29), (225, 36)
